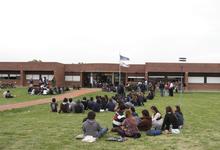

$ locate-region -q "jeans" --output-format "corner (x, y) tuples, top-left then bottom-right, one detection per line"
(160, 89), (164, 97)
(97, 128), (108, 138)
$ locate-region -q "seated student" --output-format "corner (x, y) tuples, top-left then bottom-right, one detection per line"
(105, 99), (116, 112)
(131, 107), (141, 125)
(161, 106), (179, 132)
(58, 98), (69, 113)
(112, 104), (126, 131)
(151, 106), (163, 130)
(81, 97), (88, 110)
(174, 105), (184, 128)
(68, 98), (76, 113)
(88, 97), (95, 110)
(82, 111), (108, 138)
(138, 109), (152, 131)
(74, 100), (85, 113)
(3, 90), (14, 98)
(50, 98), (58, 112)
(146, 90), (154, 100)
(92, 99), (101, 112)
(116, 109), (141, 138)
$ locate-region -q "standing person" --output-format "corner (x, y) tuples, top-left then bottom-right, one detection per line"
(159, 81), (165, 97)
(162, 106), (179, 133)
(175, 105), (184, 129)
(50, 98), (58, 112)
(151, 106), (163, 130)
(138, 109), (152, 131)
(82, 111), (108, 138)
(169, 81), (174, 97)
(116, 109), (141, 138)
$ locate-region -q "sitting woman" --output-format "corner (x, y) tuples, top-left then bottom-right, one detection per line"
(116, 109), (141, 138)
(161, 106), (179, 133)
(138, 109), (152, 131)
(82, 111), (108, 138)
(174, 105), (184, 129)
(112, 104), (126, 131)
(151, 106), (163, 130)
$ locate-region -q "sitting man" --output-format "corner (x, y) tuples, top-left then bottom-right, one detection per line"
(82, 111), (108, 138)
(50, 98), (58, 112)
(105, 99), (116, 112)
(74, 100), (85, 113)
(58, 98), (69, 113)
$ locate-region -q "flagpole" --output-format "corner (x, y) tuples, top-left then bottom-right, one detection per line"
(119, 52), (121, 85)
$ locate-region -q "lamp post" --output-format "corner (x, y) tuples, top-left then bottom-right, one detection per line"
(179, 57), (187, 93)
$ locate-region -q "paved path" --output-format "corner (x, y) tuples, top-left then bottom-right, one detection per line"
(0, 88), (101, 112)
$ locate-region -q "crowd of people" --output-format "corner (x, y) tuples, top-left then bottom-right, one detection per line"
(50, 82), (184, 142)
(27, 77), (70, 95)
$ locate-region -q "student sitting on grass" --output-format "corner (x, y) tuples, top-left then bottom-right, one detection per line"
(151, 106), (163, 130)
(74, 100), (85, 113)
(92, 99), (101, 112)
(50, 98), (58, 112)
(174, 105), (184, 129)
(58, 98), (69, 113)
(112, 104), (126, 131)
(105, 98), (116, 112)
(68, 98), (76, 113)
(88, 97), (95, 110)
(3, 90), (14, 98)
(138, 109), (152, 131)
(116, 109), (141, 138)
(82, 111), (108, 138)
(161, 106), (179, 133)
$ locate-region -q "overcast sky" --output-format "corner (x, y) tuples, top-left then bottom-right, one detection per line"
(0, 0), (220, 64)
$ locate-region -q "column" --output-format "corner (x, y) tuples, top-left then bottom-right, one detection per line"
(112, 73), (115, 85)
(184, 72), (188, 91)
(20, 70), (25, 86)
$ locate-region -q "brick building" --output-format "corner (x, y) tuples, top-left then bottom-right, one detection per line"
(0, 62), (220, 91)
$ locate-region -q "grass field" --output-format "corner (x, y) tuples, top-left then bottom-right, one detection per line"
(0, 91), (220, 150)
(0, 88), (50, 105)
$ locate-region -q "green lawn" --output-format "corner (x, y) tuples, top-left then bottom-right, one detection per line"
(0, 88), (50, 105)
(0, 91), (220, 150)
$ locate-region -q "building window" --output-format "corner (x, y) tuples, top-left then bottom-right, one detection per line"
(0, 74), (9, 79)
(41, 75), (54, 81)
(65, 75), (80, 82)
(128, 76), (145, 82)
(9, 74), (20, 80)
(206, 77), (220, 84)
(188, 77), (204, 83)
(26, 74), (40, 80)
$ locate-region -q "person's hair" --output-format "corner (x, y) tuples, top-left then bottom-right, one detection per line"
(96, 99), (101, 104)
(63, 98), (68, 102)
(87, 111), (96, 120)
(52, 98), (56, 103)
(175, 105), (182, 115)
(151, 106), (160, 114)
(131, 107), (135, 113)
(125, 109), (132, 118)
(7, 90), (10, 93)
(166, 106), (173, 114)
(142, 109), (150, 117)
(69, 98), (73, 102)
(119, 103), (126, 111)
(90, 97), (94, 101)
(83, 97), (86, 100)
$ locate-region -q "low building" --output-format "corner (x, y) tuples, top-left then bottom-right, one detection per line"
(0, 62), (220, 91)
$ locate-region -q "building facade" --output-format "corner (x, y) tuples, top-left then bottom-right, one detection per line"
(0, 62), (220, 91)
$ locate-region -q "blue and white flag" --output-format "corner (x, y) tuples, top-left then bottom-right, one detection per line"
(120, 62), (129, 68)
(120, 55), (130, 61)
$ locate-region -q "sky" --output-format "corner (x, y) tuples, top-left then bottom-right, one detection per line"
(0, 0), (220, 64)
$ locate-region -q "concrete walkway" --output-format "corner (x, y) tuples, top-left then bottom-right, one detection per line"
(0, 88), (101, 112)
